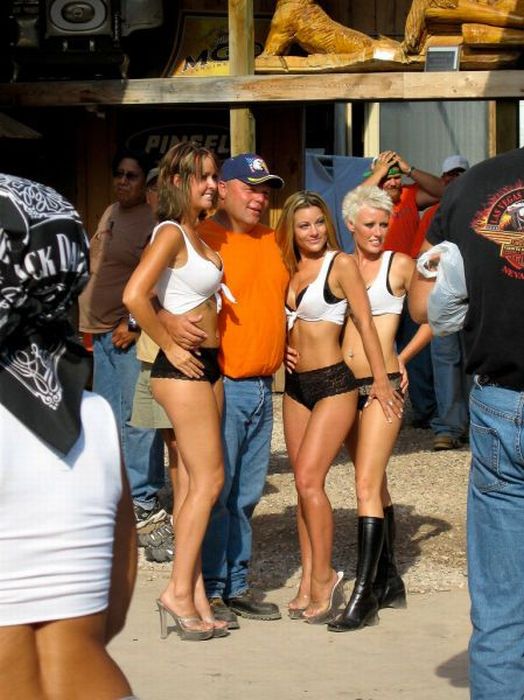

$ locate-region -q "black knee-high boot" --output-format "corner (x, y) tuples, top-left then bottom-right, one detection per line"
(373, 505), (407, 610)
(328, 516), (384, 632)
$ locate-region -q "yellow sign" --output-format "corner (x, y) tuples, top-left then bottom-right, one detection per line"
(167, 14), (270, 77)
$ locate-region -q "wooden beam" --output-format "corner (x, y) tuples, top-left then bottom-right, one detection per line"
(228, 0), (256, 154)
(1, 71), (524, 106)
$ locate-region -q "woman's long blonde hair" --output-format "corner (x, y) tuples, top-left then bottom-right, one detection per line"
(276, 191), (339, 274)
(156, 142), (218, 223)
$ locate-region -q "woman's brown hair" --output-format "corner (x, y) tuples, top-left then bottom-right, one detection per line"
(156, 142), (218, 223)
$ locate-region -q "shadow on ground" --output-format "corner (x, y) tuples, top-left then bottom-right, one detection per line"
(251, 503), (452, 592)
(436, 650), (469, 689)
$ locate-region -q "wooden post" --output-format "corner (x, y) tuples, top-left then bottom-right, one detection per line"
(228, 0), (255, 154)
(489, 99), (518, 156)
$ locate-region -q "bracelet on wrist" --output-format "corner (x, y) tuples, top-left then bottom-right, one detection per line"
(127, 313), (140, 332)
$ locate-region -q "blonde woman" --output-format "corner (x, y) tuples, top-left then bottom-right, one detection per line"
(276, 191), (402, 624)
(328, 185), (431, 633)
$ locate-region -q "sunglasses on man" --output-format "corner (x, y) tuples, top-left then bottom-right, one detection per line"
(113, 169), (141, 181)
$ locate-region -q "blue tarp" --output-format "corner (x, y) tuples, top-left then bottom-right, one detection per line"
(305, 153), (372, 252)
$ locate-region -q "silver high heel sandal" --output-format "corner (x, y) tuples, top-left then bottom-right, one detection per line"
(156, 600), (214, 641)
(303, 571), (345, 625)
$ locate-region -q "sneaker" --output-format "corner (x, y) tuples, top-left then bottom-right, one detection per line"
(133, 500), (168, 531)
(433, 435), (461, 451)
(208, 597), (240, 630)
(144, 540), (174, 563)
(138, 519), (173, 548)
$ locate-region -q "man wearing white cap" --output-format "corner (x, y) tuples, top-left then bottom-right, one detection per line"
(417, 155), (470, 451)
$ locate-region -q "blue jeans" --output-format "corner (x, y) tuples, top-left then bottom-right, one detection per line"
(93, 331), (164, 506)
(430, 332), (470, 438)
(396, 306), (436, 424)
(202, 376), (273, 599)
(468, 379), (524, 699)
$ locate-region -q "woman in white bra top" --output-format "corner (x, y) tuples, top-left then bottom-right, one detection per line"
(276, 191), (403, 625)
(124, 142), (228, 642)
(327, 185), (432, 634)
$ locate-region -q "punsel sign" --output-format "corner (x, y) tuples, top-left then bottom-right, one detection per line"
(127, 124), (231, 162)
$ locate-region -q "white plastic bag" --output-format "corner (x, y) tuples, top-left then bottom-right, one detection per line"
(416, 241), (468, 336)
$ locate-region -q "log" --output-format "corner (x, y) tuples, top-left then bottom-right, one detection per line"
(462, 22), (524, 47)
(426, 3), (524, 29)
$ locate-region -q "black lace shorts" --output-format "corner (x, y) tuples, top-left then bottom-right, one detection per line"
(151, 347), (221, 385)
(284, 361), (357, 411)
(356, 371), (402, 410)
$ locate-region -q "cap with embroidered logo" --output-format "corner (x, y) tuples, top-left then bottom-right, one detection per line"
(220, 153), (284, 189)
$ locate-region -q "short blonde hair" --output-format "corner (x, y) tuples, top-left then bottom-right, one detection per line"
(342, 185), (393, 225)
(275, 191), (339, 274)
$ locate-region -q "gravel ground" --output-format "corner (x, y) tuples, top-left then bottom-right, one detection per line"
(140, 395), (470, 596)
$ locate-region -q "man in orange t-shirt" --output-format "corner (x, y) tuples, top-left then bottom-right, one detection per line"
(162, 154), (289, 626)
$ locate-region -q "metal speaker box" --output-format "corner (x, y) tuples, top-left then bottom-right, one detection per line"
(45, 0), (113, 38)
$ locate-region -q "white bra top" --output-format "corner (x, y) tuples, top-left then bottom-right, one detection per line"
(367, 250), (405, 316)
(286, 251), (347, 330)
(152, 221), (234, 314)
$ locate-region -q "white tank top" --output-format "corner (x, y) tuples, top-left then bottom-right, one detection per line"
(0, 393), (122, 625)
(367, 250), (405, 316)
(153, 221), (234, 314)
(286, 251), (347, 330)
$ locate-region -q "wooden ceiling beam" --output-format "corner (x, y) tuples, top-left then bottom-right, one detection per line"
(0, 71), (522, 107)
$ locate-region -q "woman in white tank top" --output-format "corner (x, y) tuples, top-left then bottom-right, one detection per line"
(0, 174), (137, 699)
(124, 143), (228, 641)
(276, 191), (403, 624)
(328, 185), (432, 634)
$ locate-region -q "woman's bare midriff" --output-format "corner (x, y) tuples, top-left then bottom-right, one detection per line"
(342, 313), (400, 379)
(289, 320), (345, 372)
(185, 297), (220, 349)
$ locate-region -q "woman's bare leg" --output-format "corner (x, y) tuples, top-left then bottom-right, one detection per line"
(283, 394), (313, 610)
(293, 392), (357, 616)
(351, 401), (402, 517)
(153, 379), (224, 630)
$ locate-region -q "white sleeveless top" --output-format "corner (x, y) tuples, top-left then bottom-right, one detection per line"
(152, 221), (234, 314)
(286, 251), (347, 330)
(367, 250), (405, 316)
(0, 392), (122, 625)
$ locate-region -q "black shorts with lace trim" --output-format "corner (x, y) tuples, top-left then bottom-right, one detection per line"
(284, 361), (357, 411)
(151, 347), (221, 385)
(356, 371), (402, 411)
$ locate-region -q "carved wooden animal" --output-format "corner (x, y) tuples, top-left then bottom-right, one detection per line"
(262, 0), (396, 56)
(404, 0), (524, 53)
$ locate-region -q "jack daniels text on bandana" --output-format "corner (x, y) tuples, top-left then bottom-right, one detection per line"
(0, 173), (92, 455)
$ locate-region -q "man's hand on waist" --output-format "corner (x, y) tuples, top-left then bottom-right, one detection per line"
(158, 308), (207, 350)
(112, 319), (138, 350)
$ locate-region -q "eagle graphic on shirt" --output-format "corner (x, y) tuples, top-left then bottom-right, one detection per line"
(471, 183), (524, 271)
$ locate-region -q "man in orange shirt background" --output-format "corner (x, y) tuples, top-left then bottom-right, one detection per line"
(163, 154), (289, 628)
(362, 150), (443, 429)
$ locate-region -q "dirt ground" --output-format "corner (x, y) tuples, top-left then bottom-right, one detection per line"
(123, 402), (471, 699)
(141, 395), (470, 598)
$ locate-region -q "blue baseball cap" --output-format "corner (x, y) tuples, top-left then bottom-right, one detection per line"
(220, 153), (284, 189)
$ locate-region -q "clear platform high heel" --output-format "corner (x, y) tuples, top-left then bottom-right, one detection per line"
(156, 600), (214, 641)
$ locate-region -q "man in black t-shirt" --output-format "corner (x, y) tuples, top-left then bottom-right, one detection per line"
(409, 147), (524, 700)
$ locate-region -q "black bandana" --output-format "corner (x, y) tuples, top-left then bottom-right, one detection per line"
(0, 173), (91, 455)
